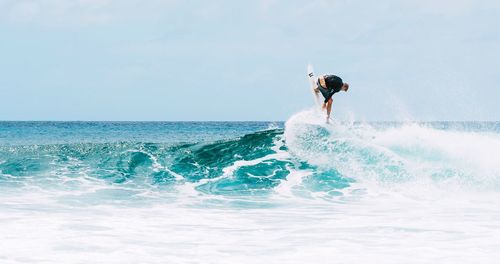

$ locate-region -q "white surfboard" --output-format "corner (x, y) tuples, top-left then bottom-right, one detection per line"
(307, 64), (322, 108)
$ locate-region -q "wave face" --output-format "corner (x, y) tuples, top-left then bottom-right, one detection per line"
(0, 129), (352, 201)
(2, 117), (500, 263)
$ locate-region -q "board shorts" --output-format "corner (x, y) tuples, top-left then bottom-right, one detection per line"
(317, 78), (330, 100)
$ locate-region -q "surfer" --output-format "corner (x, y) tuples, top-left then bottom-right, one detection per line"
(313, 74), (349, 123)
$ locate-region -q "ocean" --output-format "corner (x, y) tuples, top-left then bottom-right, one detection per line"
(1, 110), (500, 263)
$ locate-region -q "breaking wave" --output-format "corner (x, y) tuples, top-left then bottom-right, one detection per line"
(1, 112), (500, 203)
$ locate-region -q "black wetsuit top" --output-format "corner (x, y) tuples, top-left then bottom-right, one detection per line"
(318, 75), (343, 103)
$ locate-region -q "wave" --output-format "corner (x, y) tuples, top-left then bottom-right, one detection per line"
(1, 112), (500, 200)
(0, 129), (299, 195)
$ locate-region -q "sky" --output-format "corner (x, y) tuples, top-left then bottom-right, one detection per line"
(0, 0), (499, 121)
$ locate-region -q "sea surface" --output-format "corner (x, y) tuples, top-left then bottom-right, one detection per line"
(1, 110), (500, 263)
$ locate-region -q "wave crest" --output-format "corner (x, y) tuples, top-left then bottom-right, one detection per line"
(284, 110), (500, 191)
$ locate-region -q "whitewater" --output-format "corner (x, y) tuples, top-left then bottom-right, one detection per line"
(1, 111), (500, 263)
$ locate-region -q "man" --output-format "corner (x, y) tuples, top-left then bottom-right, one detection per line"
(313, 74), (349, 123)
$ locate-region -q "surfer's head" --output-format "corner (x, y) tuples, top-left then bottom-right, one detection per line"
(342, 83), (349, 92)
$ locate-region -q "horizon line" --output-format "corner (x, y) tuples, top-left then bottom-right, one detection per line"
(1, 120), (499, 123)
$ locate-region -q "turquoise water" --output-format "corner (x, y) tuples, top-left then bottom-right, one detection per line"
(1, 113), (500, 263)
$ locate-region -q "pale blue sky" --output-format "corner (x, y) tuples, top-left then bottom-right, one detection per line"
(0, 0), (499, 121)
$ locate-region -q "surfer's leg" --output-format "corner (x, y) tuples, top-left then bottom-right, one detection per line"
(326, 98), (333, 119)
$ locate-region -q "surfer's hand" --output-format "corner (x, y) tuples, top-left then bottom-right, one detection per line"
(322, 103), (327, 109)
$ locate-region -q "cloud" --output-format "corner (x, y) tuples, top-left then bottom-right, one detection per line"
(403, 0), (478, 17)
(0, 0), (179, 27)
(0, 0), (113, 26)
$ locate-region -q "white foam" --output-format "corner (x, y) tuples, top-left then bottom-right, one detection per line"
(284, 109), (500, 193)
(2, 190), (500, 264)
